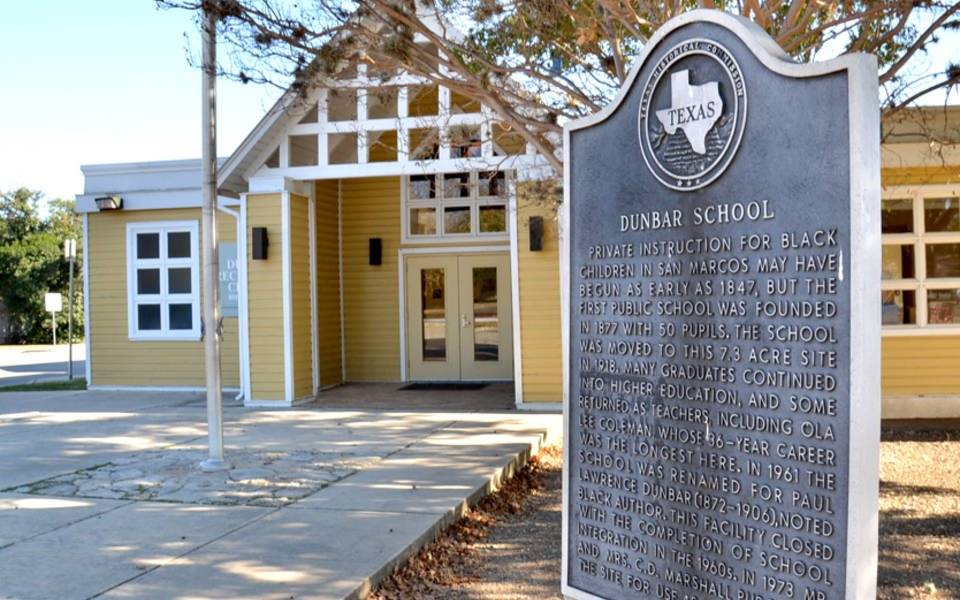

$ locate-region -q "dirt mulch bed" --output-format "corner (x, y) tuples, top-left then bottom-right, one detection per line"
(370, 429), (960, 600)
(878, 428), (960, 599)
(369, 445), (564, 600)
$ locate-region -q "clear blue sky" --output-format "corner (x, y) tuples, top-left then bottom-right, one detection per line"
(1, 2), (956, 202)
(0, 1), (281, 201)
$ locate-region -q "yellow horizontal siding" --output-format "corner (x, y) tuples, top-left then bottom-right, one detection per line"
(882, 336), (960, 395)
(882, 166), (959, 186)
(341, 177), (401, 381)
(246, 194), (285, 400)
(291, 194), (314, 399)
(315, 180), (343, 387)
(517, 189), (562, 402)
(87, 208), (239, 387)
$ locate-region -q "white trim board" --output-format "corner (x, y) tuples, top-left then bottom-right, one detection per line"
(560, 9), (880, 600)
(89, 385), (241, 393)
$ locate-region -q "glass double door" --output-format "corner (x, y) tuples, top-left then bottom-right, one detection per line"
(406, 253), (513, 381)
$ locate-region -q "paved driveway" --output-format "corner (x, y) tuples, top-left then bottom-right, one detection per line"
(0, 344), (86, 386)
(0, 389), (560, 599)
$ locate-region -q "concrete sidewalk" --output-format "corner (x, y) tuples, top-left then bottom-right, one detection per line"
(0, 389), (561, 599)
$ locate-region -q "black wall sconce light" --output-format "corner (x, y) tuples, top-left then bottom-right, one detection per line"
(94, 195), (123, 211)
(529, 217), (544, 251)
(369, 238), (382, 265)
(252, 227), (269, 260)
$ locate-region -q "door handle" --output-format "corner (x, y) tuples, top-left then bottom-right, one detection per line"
(461, 314), (472, 328)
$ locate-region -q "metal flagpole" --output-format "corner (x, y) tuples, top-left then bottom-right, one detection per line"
(199, 4), (227, 472)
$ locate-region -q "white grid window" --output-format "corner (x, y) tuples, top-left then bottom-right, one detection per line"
(882, 187), (960, 334)
(126, 221), (201, 340)
(402, 171), (510, 243)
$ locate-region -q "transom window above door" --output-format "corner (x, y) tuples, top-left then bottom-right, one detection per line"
(402, 171), (511, 242)
(126, 221), (201, 340)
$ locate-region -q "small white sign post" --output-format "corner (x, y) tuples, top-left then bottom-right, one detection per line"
(44, 292), (62, 345)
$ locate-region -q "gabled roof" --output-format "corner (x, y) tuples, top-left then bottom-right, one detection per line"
(216, 3), (461, 196)
(217, 90), (300, 196)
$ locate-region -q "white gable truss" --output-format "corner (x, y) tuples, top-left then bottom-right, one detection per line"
(217, 13), (550, 196)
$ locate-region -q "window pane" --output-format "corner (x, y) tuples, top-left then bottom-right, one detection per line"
(444, 206), (471, 234)
(410, 208), (436, 236)
(479, 171), (506, 197)
(926, 243), (960, 278)
(882, 198), (913, 233)
(137, 269), (160, 294)
(882, 245), (915, 279)
(169, 303), (193, 330)
(408, 175), (435, 200)
(421, 269), (446, 361)
(443, 173), (470, 199)
(473, 267), (499, 361)
(881, 290), (916, 325)
(928, 289), (960, 325)
(137, 233), (159, 259)
(167, 232), (191, 258)
(479, 205), (506, 233)
(168, 268), (191, 294)
(925, 197), (960, 232)
(137, 304), (161, 331)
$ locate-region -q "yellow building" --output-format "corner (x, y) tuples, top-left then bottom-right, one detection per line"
(75, 67), (960, 416)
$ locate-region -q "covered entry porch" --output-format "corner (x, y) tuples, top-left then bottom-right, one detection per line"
(236, 172), (558, 408)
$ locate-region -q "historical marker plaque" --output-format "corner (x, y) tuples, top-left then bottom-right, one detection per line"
(562, 11), (881, 600)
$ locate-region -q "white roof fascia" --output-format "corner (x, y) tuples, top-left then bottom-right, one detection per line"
(76, 190), (237, 214)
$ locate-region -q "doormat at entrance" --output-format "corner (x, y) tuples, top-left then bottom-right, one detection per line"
(399, 382), (489, 391)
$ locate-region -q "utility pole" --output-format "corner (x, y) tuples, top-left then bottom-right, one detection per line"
(199, 4), (227, 472)
(64, 239), (77, 380)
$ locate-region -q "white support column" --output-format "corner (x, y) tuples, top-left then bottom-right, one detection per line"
(82, 214), (92, 385)
(239, 194), (252, 402)
(309, 188), (319, 394)
(508, 174), (524, 408)
(281, 190), (294, 404)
